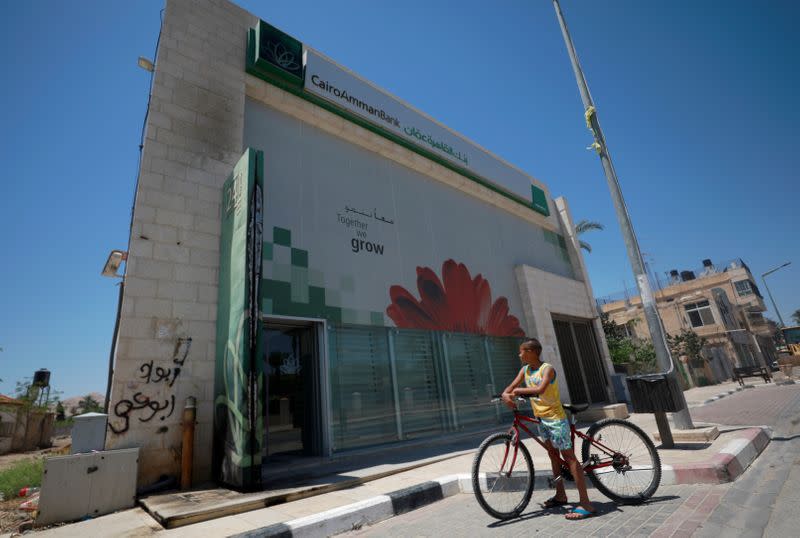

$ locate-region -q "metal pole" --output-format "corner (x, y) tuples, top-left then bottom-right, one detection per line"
(552, 0), (693, 431)
(762, 262), (791, 327)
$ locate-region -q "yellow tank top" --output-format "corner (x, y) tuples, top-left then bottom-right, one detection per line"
(523, 363), (566, 420)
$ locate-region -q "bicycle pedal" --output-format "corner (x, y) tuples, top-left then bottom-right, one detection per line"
(547, 476), (563, 488)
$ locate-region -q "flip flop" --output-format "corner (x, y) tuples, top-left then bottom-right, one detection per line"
(541, 496), (569, 509)
(566, 507), (596, 520)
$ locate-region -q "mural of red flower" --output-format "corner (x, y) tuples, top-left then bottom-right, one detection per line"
(386, 259), (525, 337)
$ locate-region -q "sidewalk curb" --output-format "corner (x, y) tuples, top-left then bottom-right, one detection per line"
(232, 427), (771, 537)
(691, 386), (745, 407)
(661, 426), (772, 485)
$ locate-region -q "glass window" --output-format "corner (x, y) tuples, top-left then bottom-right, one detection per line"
(684, 300), (715, 328)
(329, 325), (397, 451)
(444, 333), (496, 430)
(327, 326), (526, 451)
(393, 329), (447, 439)
(734, 280), (753, 297)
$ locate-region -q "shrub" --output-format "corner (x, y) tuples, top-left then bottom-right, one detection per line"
(0, 458), (44, 500)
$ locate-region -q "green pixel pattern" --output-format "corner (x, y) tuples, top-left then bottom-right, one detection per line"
(261, 226), (386, 326)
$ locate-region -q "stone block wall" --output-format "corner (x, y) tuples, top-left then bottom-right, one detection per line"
(106, 0), (257, 486)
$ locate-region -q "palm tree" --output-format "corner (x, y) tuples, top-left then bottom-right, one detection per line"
(792, 309), (800, 325)
(575, 220), (604, 253)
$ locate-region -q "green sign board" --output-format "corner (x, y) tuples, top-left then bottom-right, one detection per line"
(531, 184), (550, 216)
(214, 148), (265, 490)
(248, 20), (304, 86)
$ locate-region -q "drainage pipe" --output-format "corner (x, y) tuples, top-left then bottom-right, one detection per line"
(181, 396), (196, 490)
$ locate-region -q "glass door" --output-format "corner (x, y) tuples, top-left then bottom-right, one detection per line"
(264, 324), (316, 457)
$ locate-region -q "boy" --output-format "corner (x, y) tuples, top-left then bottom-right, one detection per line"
(501, 338), (596, 520)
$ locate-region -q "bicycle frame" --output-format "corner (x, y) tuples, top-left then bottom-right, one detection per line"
(502, 409), (622, 476)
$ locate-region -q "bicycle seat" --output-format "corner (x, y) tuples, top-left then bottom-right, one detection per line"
(563, 403), (589, 414)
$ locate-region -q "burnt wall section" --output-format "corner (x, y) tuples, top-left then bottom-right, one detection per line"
(106, 0), (257, 486)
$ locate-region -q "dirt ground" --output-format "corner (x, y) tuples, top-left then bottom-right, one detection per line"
(0, 436), (71, 472)
(0, 436), (71, 534)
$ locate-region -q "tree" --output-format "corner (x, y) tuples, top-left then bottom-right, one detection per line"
(632, 341), (657, 372)
(78, 394), (103, 414)
(600, 313), (655, 374)
(55, 401), (66, 422)
(601, 313), (634, 364)
(667, 329), (707, 365)
(574, 219), (604, 253)
(792, 309), (800, 325)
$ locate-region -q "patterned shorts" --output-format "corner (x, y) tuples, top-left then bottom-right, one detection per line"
(538, 418), (572, 450)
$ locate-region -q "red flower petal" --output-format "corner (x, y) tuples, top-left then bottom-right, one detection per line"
(387, 285), (437, 330)
(386, 260), (524, 337)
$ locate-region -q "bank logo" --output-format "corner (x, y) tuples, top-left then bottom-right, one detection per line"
(254, 20), (304, 84)
(263, 41), (300, 72)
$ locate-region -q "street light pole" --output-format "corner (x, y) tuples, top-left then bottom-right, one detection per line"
(762, 262), (791, 327)
(552, 0), (693, 433)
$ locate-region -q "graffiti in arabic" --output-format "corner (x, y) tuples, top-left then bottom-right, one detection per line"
(109, 337), (193, 434)
(108, 392), (176, 434)
(139, 361), (180, 387)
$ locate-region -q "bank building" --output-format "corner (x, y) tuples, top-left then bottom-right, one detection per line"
(106, 0), (619, 490)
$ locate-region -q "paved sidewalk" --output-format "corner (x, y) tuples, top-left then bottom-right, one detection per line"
(340, 483), (731, 538)
(20, 375), (792, 538)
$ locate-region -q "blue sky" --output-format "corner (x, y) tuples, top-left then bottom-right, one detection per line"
(1, 0), (797, 398)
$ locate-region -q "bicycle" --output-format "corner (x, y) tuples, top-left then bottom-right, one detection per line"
(471, 396), (661, 520)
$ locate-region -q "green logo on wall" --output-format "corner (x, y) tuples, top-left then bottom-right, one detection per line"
(249, 20), (304, 85)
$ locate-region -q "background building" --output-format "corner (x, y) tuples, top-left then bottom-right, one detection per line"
(598, 258), (777, 384)
(106, 0), (616, 489)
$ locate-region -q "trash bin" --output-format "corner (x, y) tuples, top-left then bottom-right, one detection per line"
(625, 373), (682, 413)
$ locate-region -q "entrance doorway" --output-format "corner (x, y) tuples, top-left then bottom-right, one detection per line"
(552, 317), (609, 404)
(263, 322), (323, 459)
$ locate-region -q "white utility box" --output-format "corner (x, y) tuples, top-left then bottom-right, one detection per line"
(36, 448), (139, 527)
(71, 412), (108, 454)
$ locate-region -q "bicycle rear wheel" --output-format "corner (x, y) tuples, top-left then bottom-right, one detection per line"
(581, 418), (661, 503)
(471, 432), (534, 519)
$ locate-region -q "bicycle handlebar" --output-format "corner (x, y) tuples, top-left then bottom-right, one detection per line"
(491, 394), (527, 404)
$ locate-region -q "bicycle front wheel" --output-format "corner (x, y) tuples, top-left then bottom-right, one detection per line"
(471, 432), (534, 520)
(581, 418), (661, 503)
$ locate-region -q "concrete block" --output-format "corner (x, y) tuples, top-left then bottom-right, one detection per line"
(161, 102), (197, 124)
(135, 258), (175, 280)
(155, 208), (194, 228)
(576, 403), (629, 422)
(198, 185), (221, 203)
(197, 284), (218, 303)
(139, 172), (165, 191)
(654, 426), (720, 444)
(186, 198), (220, 219)
(124, 277), (158, 298)
(173, 300), (210, 320)
(175, 263), (216, 283)
(139, 189), (186, 213)
(157, 281), (198, 301)
(190, 248), (219, 268)
(194, 215), (220, 234)
(119, 317), (156, 339)
(188, 320), (216, 336)
(178, 229), (219, 250)
(140, 222), (179, 243)
(127, 338), (169, 360)
(155, 127), (188, 148)
(148, 110), (173, 130)
(153, 243), (191, 264)
(168, 146), (198, 167)
(149, 157), (188, 180)
(128, 237), (154, 259)
(134, 297), (173, 318)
